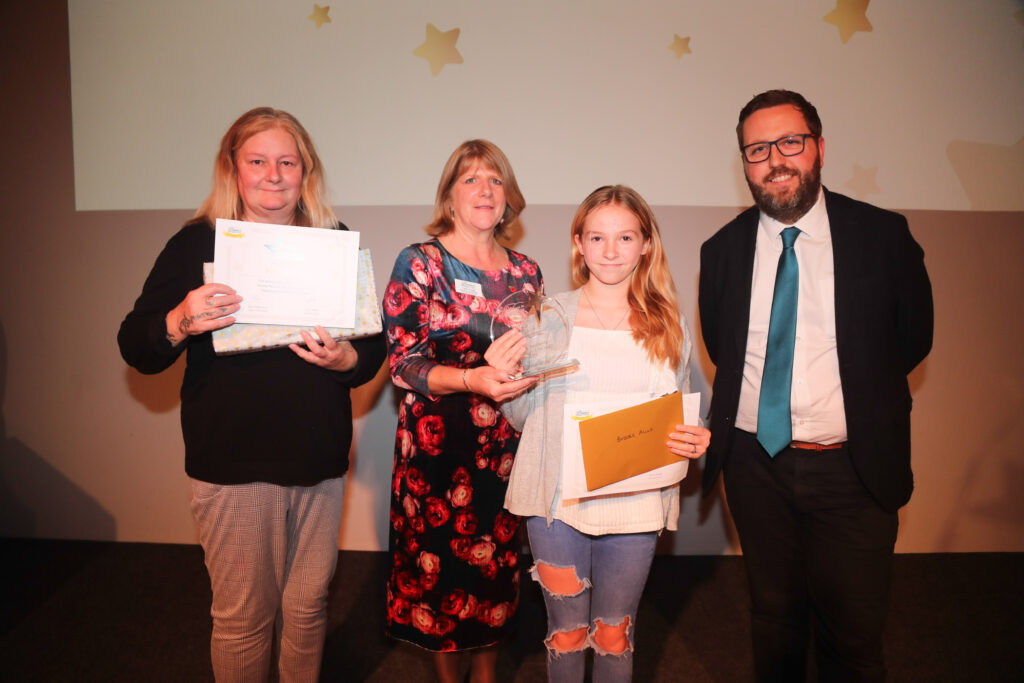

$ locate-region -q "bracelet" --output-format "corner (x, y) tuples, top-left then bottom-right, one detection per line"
(461, 368), (471, 392)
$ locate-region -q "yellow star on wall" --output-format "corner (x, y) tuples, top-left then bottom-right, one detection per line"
(413, 23), (463, 76)
(308, 4), (331, 29)
(824, 0), (873, 44)
(668, 34), (691, 58)
(845, 164), (881, 200)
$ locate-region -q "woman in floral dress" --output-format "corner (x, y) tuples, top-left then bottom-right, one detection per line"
(383, 140), (542, 682)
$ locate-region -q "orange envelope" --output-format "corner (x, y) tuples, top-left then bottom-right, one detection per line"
(578, 392), (684, 491)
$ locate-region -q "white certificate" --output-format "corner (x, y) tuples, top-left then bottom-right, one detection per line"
(560, 392), (701, 500)
(213, 219), (360, 327)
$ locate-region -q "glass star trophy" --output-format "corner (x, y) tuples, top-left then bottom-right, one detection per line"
(490, 291), (579, 379)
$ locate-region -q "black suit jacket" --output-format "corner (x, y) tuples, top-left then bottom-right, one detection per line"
(698, 189), (933, 512)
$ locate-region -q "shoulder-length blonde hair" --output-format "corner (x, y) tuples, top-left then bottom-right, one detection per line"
(570, 185), (684, 370)
(425, 139), (525, 240)
(194, 107), (336, 228)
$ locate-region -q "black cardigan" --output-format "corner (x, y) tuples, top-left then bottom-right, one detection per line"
(118, 219), (386, 486)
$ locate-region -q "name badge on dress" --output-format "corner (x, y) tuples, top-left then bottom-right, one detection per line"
(454, 279), (484, 298)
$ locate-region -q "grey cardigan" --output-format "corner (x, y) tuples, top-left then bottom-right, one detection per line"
(501, 289), (694, 528)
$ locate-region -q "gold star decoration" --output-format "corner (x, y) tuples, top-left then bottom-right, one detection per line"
(668, 34), (691, 58)
(844, 164), (881, 200)
(413, 23), (463, 76)
(823, 0), (873, 44)
(308, 4), (331, 29)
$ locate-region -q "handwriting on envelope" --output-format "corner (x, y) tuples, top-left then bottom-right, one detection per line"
(578, 392), (686, 491)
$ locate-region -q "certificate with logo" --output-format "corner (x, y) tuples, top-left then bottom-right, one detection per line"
(214, 219), (360, 327)
(561, 392), (700, 499)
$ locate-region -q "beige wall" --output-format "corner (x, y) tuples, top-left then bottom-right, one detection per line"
(1, 2), (1021, 553)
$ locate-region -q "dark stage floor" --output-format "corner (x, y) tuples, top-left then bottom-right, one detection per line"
(1, 540), (1020, 681)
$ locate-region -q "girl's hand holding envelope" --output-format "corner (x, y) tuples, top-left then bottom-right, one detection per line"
(667, 423), (711, 459)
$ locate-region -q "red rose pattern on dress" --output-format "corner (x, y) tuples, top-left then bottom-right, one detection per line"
(383, 240), (543, 651)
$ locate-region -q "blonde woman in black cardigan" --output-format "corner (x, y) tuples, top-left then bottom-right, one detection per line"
(119, 107), (385, 683)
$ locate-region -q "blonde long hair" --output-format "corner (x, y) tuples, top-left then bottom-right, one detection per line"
(194, 107), (336, 228)
(570, 185), (684, 370)
(425, 139), (525, 240)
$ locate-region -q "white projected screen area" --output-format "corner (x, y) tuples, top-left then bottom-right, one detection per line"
(69, 0), (1023, 212)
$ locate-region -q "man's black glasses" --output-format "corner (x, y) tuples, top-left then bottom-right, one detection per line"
(741, 134), (818, 163)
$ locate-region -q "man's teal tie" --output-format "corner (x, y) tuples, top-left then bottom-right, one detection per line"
(757, 226), (800, 457)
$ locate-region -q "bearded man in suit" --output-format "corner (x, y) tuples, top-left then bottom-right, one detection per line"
(698, 89), (933, 681)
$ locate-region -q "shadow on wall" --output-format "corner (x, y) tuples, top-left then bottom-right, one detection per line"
(913, 351), (1024, 551)
(941, 411), (1024, 546)
(0, 319), (116, 540)
(123, 356), (185, 414)
(338, 362), (393, 550)
(897, 357), (930, 544)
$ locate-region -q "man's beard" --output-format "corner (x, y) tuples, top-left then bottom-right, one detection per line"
(745, 158), (821, 225)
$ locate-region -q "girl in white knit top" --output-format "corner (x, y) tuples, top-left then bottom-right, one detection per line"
(501, 185), (710, 682)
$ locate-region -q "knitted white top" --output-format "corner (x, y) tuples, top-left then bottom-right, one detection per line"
(503, 289), (694, 534)
(551, 326), (679, 535)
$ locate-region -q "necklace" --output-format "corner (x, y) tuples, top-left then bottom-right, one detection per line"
(582, 286), (630, 330)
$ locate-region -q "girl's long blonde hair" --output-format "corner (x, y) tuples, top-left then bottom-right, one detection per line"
(570, 185), (683, 370)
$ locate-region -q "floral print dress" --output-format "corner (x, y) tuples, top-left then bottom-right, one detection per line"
(383, 239), (543, 651)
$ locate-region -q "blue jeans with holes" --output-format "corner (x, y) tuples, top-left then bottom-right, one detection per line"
(526, 516), (658, 683)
